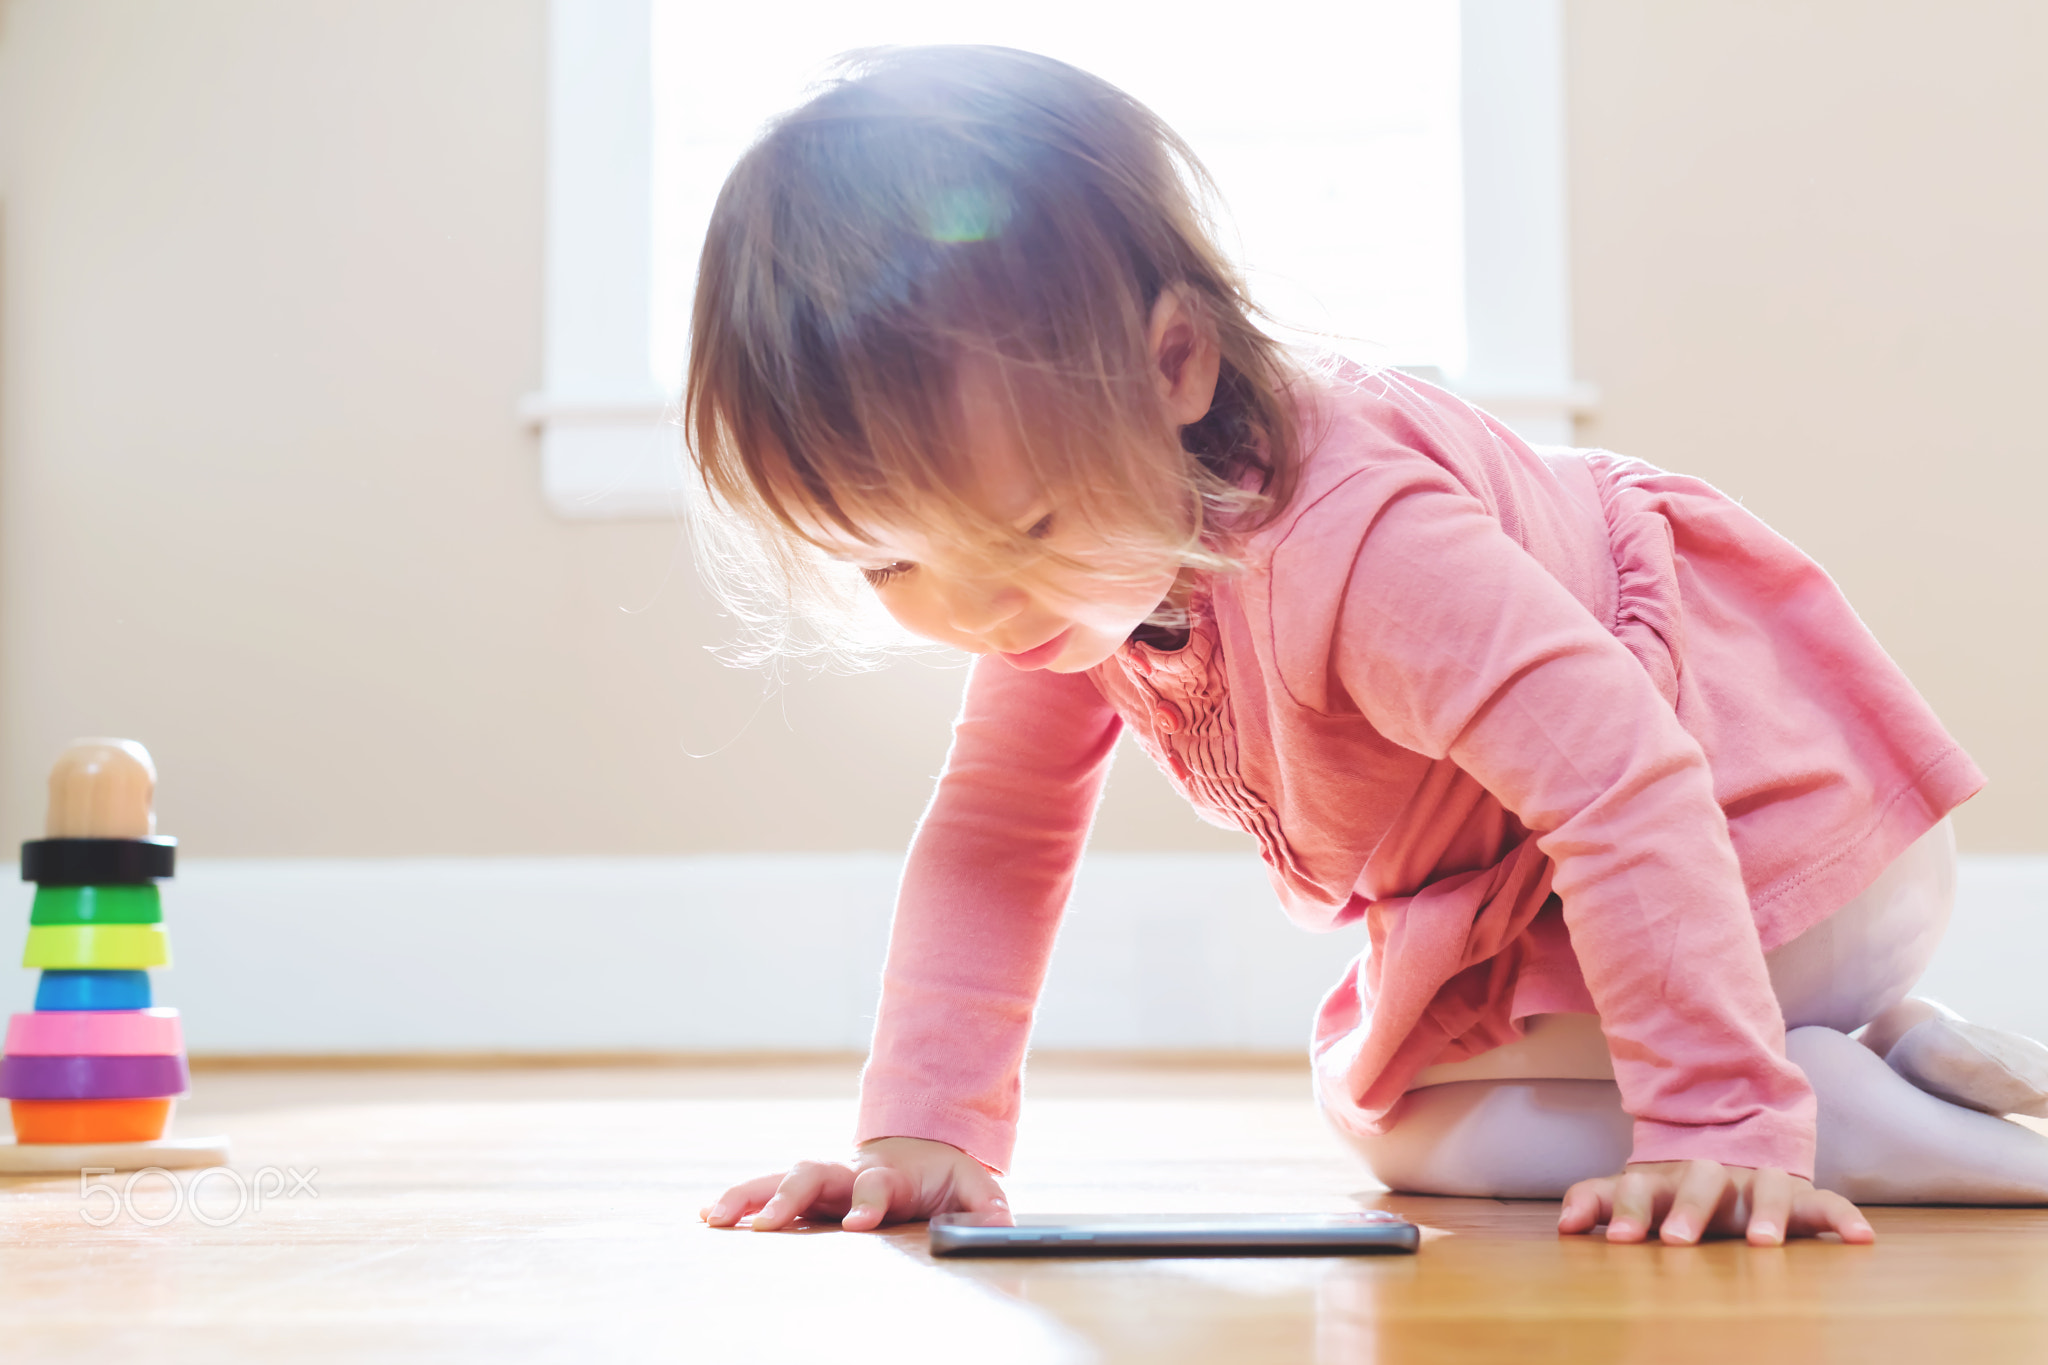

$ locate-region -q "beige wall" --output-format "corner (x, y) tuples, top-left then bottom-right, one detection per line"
(0, 0), (1236, 857)
(1568, 1), (2048, 850)
(0, 1), (2036, 857)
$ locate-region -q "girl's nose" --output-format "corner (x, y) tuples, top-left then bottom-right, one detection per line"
(942, 579), (1027, 635)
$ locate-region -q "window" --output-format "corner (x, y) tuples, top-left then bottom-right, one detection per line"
(524, 0), (1592, 518)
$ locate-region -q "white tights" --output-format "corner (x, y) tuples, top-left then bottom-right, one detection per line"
(1341, 820), (2048, 1204)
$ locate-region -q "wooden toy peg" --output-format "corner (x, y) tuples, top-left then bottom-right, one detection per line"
(45, 739), (157, 839)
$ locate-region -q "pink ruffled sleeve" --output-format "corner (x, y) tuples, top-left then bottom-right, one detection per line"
(1297, 468), (1819, 1176)
(854, 655), (1122, 1172)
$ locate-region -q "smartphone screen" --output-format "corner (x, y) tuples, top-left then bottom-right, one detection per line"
(927, 1210), (1419, 1257)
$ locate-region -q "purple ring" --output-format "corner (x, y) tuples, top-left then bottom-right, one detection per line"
(0, 1053), (188, 1099)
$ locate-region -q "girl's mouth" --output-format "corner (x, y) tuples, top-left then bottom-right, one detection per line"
(997, 627), (1073, 671)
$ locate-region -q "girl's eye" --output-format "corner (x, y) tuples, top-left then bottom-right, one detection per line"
(1026, 513), (1055, 540)
(861, 562), (915, 587)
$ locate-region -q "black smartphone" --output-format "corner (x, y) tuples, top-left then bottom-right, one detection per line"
(927, 1210), (1420, 1258)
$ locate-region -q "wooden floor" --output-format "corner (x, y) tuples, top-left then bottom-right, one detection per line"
(2, 1059), (2046, 1363)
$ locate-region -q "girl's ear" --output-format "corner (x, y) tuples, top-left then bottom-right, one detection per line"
(1146, 287), (1222, 426)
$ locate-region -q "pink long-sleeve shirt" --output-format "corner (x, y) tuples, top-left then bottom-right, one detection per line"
(854, 368), (1983, 1180)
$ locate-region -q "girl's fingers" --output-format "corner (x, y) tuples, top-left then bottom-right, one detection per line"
(1556, 1163), (1873, 1248)
(751, 1161), (852, 1231)
(701, 1173), (787, 1227)
(841, 1165), (907, 1232)
(1557, 1177), (1615, 1234)
(1792, 1187), (1876, 1245)
(1746, 1168), (1793, 1246)
(1659, 1161), (1730, 1245)
(748, 1165), (824, 1232)
(959, 1171), (1013, 1224)
(1607, 1169), (1663, 1243)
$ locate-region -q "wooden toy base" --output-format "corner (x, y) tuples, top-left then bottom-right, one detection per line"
(0, 1134), (228, 1174)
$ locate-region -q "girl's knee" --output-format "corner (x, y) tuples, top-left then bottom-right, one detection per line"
(1341, 1079), (1631, 1200)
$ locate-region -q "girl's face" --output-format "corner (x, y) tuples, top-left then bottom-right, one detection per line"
(811, 291), (1219, 674)
(816, 388), (1184, 674)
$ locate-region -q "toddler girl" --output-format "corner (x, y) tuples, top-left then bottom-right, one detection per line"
(693, 46), (2048, 1245)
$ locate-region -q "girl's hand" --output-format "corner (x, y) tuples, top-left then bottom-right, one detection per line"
(1558, 1160), (1875, 1246)
(700, 1136), (1009, 1233)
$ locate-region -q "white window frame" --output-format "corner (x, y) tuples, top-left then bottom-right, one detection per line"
(521, 0), (1596, 519)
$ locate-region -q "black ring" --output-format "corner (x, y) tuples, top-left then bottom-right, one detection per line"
(20, 838), (177, 885)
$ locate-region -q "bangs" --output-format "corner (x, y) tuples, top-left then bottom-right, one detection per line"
(745, 352), (1199, 586)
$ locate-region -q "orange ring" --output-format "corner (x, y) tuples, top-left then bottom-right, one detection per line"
(9, 1097), (171, 1144)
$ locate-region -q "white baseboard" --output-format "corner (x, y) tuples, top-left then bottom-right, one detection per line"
(0, 853), (2037, 1054)
(0, 854), (1366, 1054)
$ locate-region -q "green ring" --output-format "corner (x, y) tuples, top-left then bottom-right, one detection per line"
(30, 884), (164, 926)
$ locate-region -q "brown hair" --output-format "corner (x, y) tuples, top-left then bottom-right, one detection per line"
(684, 45), (1302, 666)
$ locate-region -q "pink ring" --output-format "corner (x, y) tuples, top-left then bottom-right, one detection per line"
(4, 1008), (183, 1056)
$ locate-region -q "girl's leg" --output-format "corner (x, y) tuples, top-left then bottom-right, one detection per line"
(1739, 820), (2048, 1202)
(1345, 1039), (2048, 1204)
(1763, 817), (1957, 1034)
(1342, 818), (2048, 1202)
(1342, 1078), (1632, 1200)
(1789, 1025), (2048, 1204)
(1768, 817), (2048, 1116)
